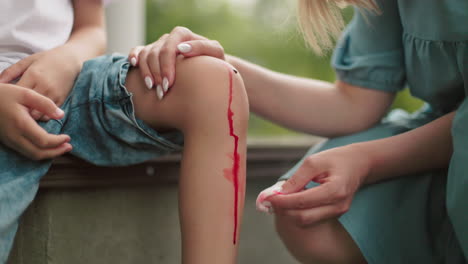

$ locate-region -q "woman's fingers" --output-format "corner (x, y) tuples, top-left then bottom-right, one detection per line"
(146, 41), (167, 98)
(279, 203), (350, 228)
(128, 45), (144, 67)
(137, 34), (169, 91)
(132, 27), (212, 99)
(268, 147), (367, 225)
(270, 183), (336, 210)
(272, 183), (352, 227)
(177, 40), (225, 60)
(147, 48), (165, 100)
(137, 46), (155, 90)
(138, 44), (166, 100)
(280, 156), (325, 194)
(159, 27), (206, 89)
(256, 181), (287, 213)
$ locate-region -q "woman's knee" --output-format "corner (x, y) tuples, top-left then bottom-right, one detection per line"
(275, 214), (366, 264)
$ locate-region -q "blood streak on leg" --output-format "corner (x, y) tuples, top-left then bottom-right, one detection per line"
(225, 67), (240, 244)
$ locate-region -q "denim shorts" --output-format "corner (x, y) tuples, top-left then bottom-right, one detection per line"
(0, 54), (183, 263)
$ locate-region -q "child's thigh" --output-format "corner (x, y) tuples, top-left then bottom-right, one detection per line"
(0, 122), (58, 263)
(61, 55), (183, 166)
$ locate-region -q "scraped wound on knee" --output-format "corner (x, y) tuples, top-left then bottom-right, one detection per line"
(223, 66), (242, 245)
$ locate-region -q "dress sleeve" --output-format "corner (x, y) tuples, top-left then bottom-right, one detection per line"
(332, 0), (406, 92)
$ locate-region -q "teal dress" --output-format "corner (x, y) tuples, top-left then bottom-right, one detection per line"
(279, 0), (468, 263)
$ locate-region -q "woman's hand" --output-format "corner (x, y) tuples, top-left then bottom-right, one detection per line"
(128, 26), (225, 99)
(268, 144), (371, 227)
(0, 84), (72, 160)
(0, 46), (82, 120)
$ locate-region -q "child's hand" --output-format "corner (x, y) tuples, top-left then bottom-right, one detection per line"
(267, 144), (371, 227)
(0, 46), (82, 120)
(128, 27), (225, 99)
(0, 84), (72, 160)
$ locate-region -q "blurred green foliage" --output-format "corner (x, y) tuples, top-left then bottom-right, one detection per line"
(146, 0), (423, 137)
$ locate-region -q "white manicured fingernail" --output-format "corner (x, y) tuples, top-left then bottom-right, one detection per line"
(145, 76), (153, 89)
(177, 43), (192, 53)
(156, 85), (164, 100)
(162, 77), (169, 92)
(130, 57), (137, 66)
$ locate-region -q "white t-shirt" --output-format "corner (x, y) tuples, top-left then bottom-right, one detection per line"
(0, 0), (74, 73)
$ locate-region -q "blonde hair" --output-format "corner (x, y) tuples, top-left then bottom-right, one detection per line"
(297, 0), (378, 55)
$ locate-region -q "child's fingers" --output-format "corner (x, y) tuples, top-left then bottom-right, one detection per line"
(39, 115), (51, 122)
(30, 109), (42, 120)
(13, 136), (72, 161)
(0, 55), (35, 83)
(128, 46), (144, 66)
(15, 72), (36, 90)
(19, 89), (64, 120)
(21, 116), (70, 149)
(177, 40), (225, 60)
(25, 85), (44, 121)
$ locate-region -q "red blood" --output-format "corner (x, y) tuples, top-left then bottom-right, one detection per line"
(226, 68), (240, 245)
(223, 168), (233, 182)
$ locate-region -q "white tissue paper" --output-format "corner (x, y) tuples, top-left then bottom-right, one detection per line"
(256, 181), (286, 214)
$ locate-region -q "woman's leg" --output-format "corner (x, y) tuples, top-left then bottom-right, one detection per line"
(275, 214), (366, 264)
(125, 56), (248, 264)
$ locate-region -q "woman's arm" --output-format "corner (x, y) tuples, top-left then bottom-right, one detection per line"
(125, 27), (394, 138)
(227, 55), (395, 137)
(268, 112), (454, 226)
(360, 111), (454, 184)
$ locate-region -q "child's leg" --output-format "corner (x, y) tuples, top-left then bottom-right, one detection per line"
(125, 56), (248, 264)
(0, 121), (60, 263)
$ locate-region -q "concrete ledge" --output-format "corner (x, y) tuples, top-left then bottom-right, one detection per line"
(41, 136), (322, 188)
(9, 137), (322, 264)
